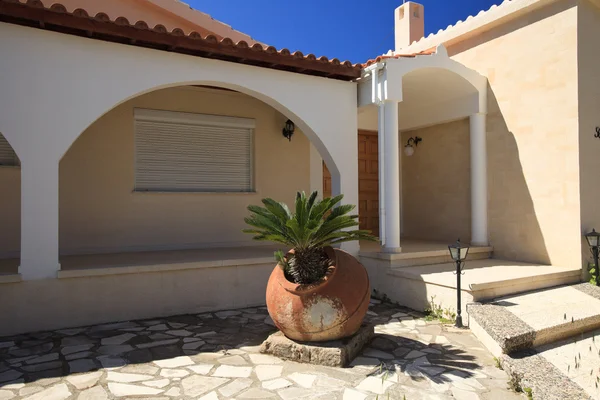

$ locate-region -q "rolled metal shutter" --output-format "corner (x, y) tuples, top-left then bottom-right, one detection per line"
(0, 133), (17, 166)
(134, 109), (254, 192)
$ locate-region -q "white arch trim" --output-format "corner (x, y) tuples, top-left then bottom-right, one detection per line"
(0, 23), (360, 279)
(385, 45), (488, 113)
(0, 23), (358, 181)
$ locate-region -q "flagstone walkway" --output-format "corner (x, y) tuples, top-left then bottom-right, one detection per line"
(0, 300), (523, 400)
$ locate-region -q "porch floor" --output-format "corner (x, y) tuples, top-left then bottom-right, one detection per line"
(0, 239), (461, 280)
(0, 245), (282, 280)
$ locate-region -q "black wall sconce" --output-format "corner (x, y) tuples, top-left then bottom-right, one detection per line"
(282, 119), (295, 141)
(595, 127), (600, 139)
(404, 136), (422, 157)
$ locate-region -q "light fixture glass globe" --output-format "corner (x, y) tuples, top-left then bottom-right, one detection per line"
(586, 229), (600, 248)
(404, 145), (415, 157)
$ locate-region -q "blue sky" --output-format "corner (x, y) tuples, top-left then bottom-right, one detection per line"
(187, 1), (501, 63)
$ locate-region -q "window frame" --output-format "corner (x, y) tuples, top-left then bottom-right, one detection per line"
(133, 108), (256, 194)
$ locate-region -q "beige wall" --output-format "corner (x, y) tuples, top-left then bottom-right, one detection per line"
(401, 119), (471, 243)
(449, 0), (580, 265)
(577, 0), (600, 276)
(5, 86), (310, 255)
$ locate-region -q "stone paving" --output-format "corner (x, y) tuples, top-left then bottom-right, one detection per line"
(0, 300), (523, 400)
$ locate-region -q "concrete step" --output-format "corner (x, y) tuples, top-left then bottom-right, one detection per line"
(360, 245), (493, 268)
(369, 258), (582, 313)
(469, 283), (600, 357)
(498, 344), (595, 400)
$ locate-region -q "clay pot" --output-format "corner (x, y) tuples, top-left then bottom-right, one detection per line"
(265, 247), (370, 342)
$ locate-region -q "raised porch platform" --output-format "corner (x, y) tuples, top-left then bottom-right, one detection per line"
(0, 245), (281, 336)
(0, 245), (281, 281)
(359, 239), (582, 314)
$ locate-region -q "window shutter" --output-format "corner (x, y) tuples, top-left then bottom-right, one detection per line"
(0, 133), (18, 166)
(134, 109), (254, 192)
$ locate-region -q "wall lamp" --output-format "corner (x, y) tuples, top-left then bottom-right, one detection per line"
(282, 119), (295, 141)
(585, 229), (600, 286)
(404, 136), (422, 157)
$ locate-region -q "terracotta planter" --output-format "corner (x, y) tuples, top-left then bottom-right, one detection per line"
(265, 247), (370, 342)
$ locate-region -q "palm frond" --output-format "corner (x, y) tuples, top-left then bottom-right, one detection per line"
(243, 190), (377, 284)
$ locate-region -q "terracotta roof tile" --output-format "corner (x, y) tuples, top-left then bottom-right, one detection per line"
(362, 48), (437, 68)
(0, 0), (363, 80)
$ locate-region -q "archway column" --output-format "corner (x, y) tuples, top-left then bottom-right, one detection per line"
(20, 156), (60, 280)
(470, 112), (488, 246)
(382, 100), (402, 253)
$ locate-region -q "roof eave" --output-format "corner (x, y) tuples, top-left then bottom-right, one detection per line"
(0, 0), (362, 81)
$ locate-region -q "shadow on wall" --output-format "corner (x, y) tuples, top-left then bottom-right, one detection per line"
(486, 86), (549, 265)
(400, 86), (549, 265)
(365, 85), (551, 318)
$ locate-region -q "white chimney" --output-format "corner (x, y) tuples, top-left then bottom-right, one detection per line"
(394, 2), (425, 52)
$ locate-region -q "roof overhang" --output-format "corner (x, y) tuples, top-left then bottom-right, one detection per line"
(0, 0), (362, 81)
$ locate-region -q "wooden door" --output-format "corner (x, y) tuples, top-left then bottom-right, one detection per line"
(322, 130), (379, 235)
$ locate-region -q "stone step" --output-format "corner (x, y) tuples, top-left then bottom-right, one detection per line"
(498, 346), (595, 400)
(361, 245), (493, 268)
(498, 325), (600, 400)
(468, 283), (600, 357)
(369, 258), (582, 313)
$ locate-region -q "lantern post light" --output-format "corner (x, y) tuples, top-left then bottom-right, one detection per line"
(448, 239), (470, 328)
(585, 229), (600, 286)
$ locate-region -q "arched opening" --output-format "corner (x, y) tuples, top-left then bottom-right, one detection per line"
(0, 132), (20, 276)
(357, 65), (483, 249)
(399, 67), (480, 244)
(57, 84), (340, 271)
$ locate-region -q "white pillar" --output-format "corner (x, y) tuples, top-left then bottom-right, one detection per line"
(20, 158), (60, 280)
(383, 100), (401, 253)
(470, 113), (488, 246)
(377, 103), (386, 245)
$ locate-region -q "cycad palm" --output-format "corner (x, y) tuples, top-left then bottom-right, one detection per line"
(243, 191), (377, 284)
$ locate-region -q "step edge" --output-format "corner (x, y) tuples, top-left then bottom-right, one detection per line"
(469, 305), (600, 354)
(499, 352), (591, 400)
(386, 268), (581, 292)
(470, 269), (582, 291)
(358, 246), (493, 261)
(532, 314), (600, 348)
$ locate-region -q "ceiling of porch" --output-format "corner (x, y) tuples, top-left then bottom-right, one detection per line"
(358, 67), (480, 132)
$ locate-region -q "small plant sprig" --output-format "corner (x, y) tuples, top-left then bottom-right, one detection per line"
(424, 296), (456, 324)
(493, 356), (503, 370)
(589, 262), (597, 285)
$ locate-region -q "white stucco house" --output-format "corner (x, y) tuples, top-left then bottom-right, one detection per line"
(1, 0), (599, 335)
